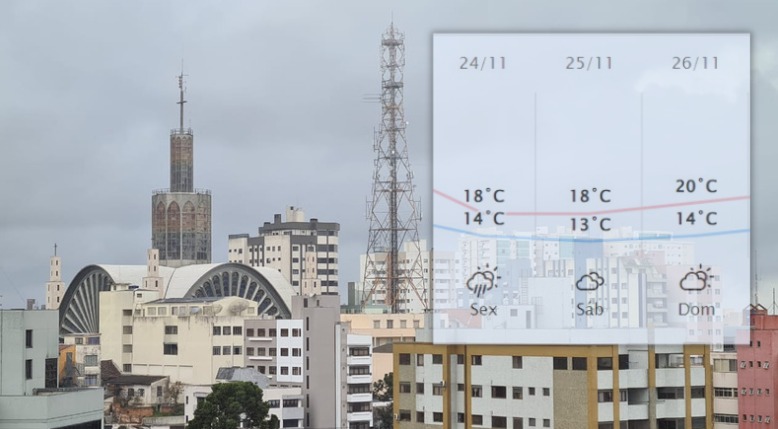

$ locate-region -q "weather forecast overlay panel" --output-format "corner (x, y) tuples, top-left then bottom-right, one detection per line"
(432, 34), (750, 345)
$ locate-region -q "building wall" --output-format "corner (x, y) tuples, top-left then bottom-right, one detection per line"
(100, 289), (161, 373)
(45, 256), (65, 310)
(0, 310), (60, 395)
(0, 388), (104, 429)
(152, 190), (212, 268)
(738, 309), (778, 427)
(393, 343), (712, 429)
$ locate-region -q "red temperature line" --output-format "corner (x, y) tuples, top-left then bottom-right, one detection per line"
(433, 189), (749, 216)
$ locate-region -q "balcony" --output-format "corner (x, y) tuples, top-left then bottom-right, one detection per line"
(655, 399), (685, 418)
(347, 355), (371, 366)
(347, 411), (373, 422)
(622, 402), (648, 420)
(347, 393), (373, 403)
(347, 374), (372, 384)
(618, 369), (648, 389)
(249, 356), (273, 361)
(655, 368), (685, 386)
(247, 337), (273, 342)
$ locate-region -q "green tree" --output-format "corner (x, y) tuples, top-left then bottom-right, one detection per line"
(372, 372), (393, 402)
(187, 382), (278, 429)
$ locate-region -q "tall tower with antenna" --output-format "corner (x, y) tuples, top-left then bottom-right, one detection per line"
(361, 23), (427, 313)
(151, 70), (212, 267)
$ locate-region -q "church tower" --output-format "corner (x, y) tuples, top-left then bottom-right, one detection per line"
(46, 244), (65, 310)
(151, 71), (212, 267)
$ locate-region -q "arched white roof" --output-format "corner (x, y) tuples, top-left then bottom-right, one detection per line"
(95, 263), (295, 311)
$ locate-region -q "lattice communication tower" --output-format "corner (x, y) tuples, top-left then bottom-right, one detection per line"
(361, 23), (427, 313)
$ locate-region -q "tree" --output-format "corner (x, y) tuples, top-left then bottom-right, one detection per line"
(372, 372), (393, 401)
(372, 372), (393, 429)
(187, 382), (278, 429)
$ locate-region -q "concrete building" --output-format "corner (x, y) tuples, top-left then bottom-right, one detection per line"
(393, 327), (711, 428)
(228, 206), (340, 295)
(101, 294), (262, 385)
(737, 305), (778, 427)
(0, 309), (103, 429)
(151, 73), (212, 268)
(243, 318), (304, 384)
(711, 348), (739, 428)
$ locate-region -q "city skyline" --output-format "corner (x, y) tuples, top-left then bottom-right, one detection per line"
(3, 1), (778, 309)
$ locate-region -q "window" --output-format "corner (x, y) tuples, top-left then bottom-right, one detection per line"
(458, 414), (465, 423)
(234, 346), (242, 355)
(416, 383), (424, 394)
(213, 326), (221, 335)
(257, 348), (266, 356)
(281, 348), (289, 357)
(472, 415), (483, 426)
(75, 337), (83, 345)
(157, 386), (163, 397)
(458, 383), (465, 391)
(257, 328), (266, 337)
(432, 354), (443, 364)
(529, 387), (536, 396)
(492, 416), (507, 428)
(123, 326), (133, 334)
(281, 328), (289, 337)
(512, 356), (523, 368)
(399, 353), (410, 365)
(292, 328), (301, 337)
(213, 346), (221, 355)
(433, 412), (443, 423)
(457, 354), (464, 365)
(513, 417), (524, 429)
(597, 357), (613, 370)
(25, 359), (33, 379)
(123, 344), (133, 353)
(270, 348), (277, 356)
(223, 346), (231, 355)
(398, 410), (411, 421)
(293, 348), (302, 357)
(543, 419), (551, 427)
(123, 364), (132, 372)
(163, 343), (178, 355)
(553, 357), (568, 370)
(572, 357), (587, 370)
(513, 386), (523, 399)
(269, 366), (277, 375)
(486, 385), (505, 398)
(529, 418), (536, 427)
(84, 354), (98, 366)
(598, 390), (614, 402)
(164, 326), (178, 335)
(543, 387), (550, 396)
(280, 367), (289, 375)
(472, 385), (483, 397)
(373, 320), (380, 329)
(123, 309), (132, 316)
(433, 384), (444, 395)
(269, 328), (277, 337)
(417, 412), (425, 423)
(416, 354), (424, 366)
(472, 355), (482, 365)
(45, 358), (57, 388)
(292, 367), (301, 375)
(233, 326), (242, 335)
(25, 330), (32, 348)
(247, 328), (255, 337)
(247, 347), (254, 356)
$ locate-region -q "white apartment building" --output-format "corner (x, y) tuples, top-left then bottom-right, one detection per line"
(0, 310), (104, 429)
(228, 207), (340, 295)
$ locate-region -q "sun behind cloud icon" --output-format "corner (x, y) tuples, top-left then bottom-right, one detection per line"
(680, 264), (711, 291)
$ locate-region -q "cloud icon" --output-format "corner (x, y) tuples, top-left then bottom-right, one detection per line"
(680, 268), (709, 291)
(575, 272), (605, 291)
(467, 269), (497, 298)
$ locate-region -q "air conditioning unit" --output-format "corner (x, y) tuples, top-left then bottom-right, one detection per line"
(766, 417), (771, 423)
(765, 362), (770, 369)
(740, 361), (747, 368)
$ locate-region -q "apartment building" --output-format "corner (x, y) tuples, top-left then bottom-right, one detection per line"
(711, 348), (738, 428)
(393, 339), (711, 429)
(59, 333), (101, 387)
(228, 207), (340, 295)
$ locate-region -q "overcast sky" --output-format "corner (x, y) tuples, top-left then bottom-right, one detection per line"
(1, 0), (778, 309)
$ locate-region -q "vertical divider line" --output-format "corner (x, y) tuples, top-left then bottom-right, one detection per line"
(534, 92), (538, 235)
(640, 92), (644, 253)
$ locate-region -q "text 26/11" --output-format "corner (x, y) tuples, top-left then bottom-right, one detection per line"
(459, 56), (506, 70)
